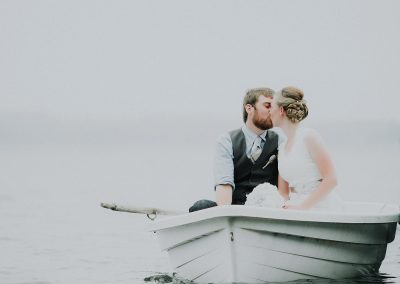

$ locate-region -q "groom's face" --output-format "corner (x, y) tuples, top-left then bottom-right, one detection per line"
(252, 95), (273, 130)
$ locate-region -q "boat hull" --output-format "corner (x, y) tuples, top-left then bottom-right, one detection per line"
(150, 204), (399, 283)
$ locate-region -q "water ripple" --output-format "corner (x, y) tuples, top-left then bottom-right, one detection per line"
(143, 272), (399, 284)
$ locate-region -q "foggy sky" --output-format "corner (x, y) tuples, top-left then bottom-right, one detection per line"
(1, 0), (399, 123)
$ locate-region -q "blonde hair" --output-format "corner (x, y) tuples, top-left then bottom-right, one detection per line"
(242, 87), (275, 122)
(276, 87), (308, 123)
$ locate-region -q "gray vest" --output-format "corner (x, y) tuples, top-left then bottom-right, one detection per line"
(229, 129), (279, 205)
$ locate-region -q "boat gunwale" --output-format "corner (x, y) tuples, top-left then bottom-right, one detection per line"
(148, 202), (400, 232)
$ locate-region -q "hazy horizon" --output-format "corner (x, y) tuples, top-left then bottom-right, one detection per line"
(1, 0), (400, 123)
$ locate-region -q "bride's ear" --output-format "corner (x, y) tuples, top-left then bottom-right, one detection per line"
(279, 106), (284, 116)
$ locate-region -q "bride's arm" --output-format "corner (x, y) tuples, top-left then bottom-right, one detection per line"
(278, 175), (290, 202)
(285, 130), (337, 210)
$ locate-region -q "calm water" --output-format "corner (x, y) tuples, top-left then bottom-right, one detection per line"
(1, 120), (399, 284)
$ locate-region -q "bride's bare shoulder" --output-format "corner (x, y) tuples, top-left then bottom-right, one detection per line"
(303, 128), (324, 147)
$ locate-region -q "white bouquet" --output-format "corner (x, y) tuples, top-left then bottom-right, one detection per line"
(245, 182), (285, 208)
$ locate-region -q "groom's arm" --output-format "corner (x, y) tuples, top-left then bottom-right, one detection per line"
(213, 133), (235, 205)
(216, 185), (233, 205)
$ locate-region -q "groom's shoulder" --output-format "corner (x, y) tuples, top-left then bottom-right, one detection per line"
(228, 128), (243, 138)
(216, 128), (240, 146)
(215, 127), (244, 147)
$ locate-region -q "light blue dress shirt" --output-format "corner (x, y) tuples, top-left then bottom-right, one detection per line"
(213, 126), (284, 190)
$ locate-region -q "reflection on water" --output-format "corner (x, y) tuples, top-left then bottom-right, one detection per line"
(143, 271), (400, 284)
(143, 269), (400, 284)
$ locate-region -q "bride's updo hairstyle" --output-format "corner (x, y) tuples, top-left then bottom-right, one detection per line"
(276, 87), (309, 123)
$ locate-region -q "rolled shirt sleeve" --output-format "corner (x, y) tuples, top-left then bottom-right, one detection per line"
(213, 133), (235, 190)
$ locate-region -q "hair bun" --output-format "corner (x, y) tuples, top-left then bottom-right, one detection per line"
(279, 87), (308, 123)
(281, 87), (304, 101)
(286, 101), (308, 123)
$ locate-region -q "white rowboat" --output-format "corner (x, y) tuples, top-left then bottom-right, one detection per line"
(148, 202), (400, 283)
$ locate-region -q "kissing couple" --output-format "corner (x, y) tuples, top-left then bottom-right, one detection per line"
(190, 87), (342, 212)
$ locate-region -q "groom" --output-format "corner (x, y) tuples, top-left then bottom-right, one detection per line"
(189, 88), (279, 212)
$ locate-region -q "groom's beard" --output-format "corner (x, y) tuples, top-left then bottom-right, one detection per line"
(253, 111), (273, 130)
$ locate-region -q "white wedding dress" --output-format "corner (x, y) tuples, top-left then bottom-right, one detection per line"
(246, 127), (342, 211)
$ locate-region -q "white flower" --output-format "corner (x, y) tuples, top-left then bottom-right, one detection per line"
(245, 182), (284, 208)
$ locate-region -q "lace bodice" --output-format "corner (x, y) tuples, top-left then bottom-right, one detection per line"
(278, 127), (322, 194)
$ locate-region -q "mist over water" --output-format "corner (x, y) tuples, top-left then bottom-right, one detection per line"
(0, 117), (399, 283)
(2, 0), (400, 282)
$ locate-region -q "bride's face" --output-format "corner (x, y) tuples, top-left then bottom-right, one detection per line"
(270, 97), (281, 127)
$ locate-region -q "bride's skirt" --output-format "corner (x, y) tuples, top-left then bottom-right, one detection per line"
(245, 182), (343, 211)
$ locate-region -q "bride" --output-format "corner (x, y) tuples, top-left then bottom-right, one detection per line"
(247, 87), (342, 210)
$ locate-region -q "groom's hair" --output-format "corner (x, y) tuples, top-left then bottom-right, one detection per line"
(243, 87), (274, 122)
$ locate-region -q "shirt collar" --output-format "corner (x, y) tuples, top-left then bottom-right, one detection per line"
(242, 125), (267, 142)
